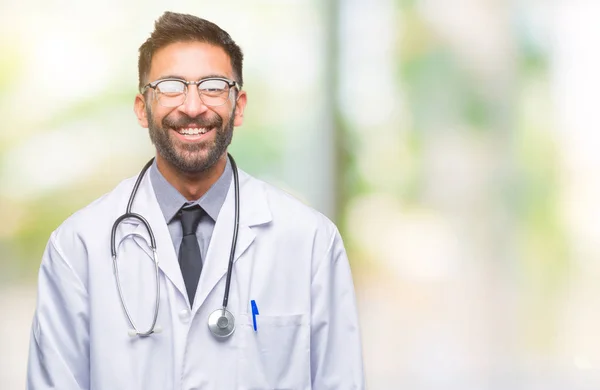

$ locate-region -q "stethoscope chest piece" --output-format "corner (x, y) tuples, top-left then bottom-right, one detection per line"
(208, 308), (235, 338)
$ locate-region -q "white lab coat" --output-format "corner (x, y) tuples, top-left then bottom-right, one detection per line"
(27, 167), (364, 390)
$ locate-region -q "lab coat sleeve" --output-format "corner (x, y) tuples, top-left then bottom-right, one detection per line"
(27, 231), (90, 390)
(311, 228), (365, 389)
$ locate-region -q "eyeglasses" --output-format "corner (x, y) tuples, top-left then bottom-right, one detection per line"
(142, 77), (240, 108)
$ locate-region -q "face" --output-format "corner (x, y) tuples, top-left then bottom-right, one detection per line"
(134, 41), (247, 174)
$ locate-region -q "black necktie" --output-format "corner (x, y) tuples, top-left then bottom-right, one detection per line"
(178, 206), (204, 306)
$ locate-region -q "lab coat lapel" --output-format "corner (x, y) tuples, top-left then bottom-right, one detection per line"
(193, 170), (271, 310)
(116, 172), (187, 299)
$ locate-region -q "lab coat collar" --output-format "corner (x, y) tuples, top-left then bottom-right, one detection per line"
(192, 168), (271, 311)
(115, 166), (272, 309)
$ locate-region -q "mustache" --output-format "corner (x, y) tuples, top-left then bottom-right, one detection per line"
(162, 114), (223, 129)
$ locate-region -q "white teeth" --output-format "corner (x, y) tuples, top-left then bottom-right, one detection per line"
(178, 128), (209, 135)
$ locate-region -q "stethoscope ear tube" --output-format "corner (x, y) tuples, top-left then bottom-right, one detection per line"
(111, 213), (156, 256)
(111, 157), (155, 257)
(111, 244), (161, 338)
(111, 158), (160, 338)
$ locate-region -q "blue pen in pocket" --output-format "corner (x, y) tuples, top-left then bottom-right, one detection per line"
(250, 300), (259, 332)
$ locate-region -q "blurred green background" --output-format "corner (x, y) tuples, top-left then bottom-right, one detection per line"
(2, 0), (600, 388)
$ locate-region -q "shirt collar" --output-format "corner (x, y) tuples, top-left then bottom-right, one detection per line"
(150, 157), (233, 223)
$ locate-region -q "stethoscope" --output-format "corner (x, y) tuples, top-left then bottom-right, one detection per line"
(110, 153), (240, 339)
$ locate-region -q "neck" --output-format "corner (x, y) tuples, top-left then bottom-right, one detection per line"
(155, 153), (227, 201)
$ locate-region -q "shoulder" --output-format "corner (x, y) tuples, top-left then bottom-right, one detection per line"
(239, 170), (350, 277)
(239, 170), (340, 243)
(51, 175), (138, 245)
(40, 175), (139, 285)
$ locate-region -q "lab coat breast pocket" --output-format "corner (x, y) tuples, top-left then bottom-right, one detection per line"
(238, 313), (310, 390)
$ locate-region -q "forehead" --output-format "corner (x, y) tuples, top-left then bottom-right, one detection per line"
(149, 41), (233, 81)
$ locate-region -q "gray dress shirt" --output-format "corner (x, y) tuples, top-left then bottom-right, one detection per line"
(149, 158), (232, 261)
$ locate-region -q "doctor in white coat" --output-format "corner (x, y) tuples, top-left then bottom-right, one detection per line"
(27, 11), (364, 390)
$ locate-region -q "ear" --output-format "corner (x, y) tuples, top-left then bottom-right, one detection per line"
(233, 90), (247, 127)
(134, 93), (149, 128)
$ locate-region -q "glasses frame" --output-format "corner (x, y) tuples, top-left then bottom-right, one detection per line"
(141, 77), (241, 108)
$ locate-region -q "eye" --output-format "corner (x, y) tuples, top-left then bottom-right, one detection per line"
(199, 79), (228, 95)
(156, 80), (185, 95)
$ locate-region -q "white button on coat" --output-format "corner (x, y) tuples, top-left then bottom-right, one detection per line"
(178, 309), (190, 323)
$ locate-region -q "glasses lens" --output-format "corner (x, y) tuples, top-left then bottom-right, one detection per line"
(156, 80), (186, 107)
(199, 79), (230, 106)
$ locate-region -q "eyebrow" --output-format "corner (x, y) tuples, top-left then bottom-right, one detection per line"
(155, 74), (231, 82)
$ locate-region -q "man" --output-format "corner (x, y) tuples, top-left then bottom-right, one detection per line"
(27, 11), (364, 389)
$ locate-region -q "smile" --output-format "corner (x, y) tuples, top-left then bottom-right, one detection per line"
(176, 127), (211, 135)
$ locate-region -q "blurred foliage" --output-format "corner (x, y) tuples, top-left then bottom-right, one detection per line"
(514, 34), (568, 293)
(399, 8), (494, 134)
(1, 1), (568, 299)
(396, 0), (568, 296)
(0, 44), (22, 93)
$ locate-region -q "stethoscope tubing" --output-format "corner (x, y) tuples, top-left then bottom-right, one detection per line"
(110, 154), (239, 338)
(222, 155), (239, 309)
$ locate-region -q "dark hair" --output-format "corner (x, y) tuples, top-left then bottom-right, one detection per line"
(138, 11), (244, 91)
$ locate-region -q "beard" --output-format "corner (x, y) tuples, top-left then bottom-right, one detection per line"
(147, 106), (235, 174)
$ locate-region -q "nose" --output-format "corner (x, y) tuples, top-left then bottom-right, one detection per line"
(177, 86), (209, 117)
